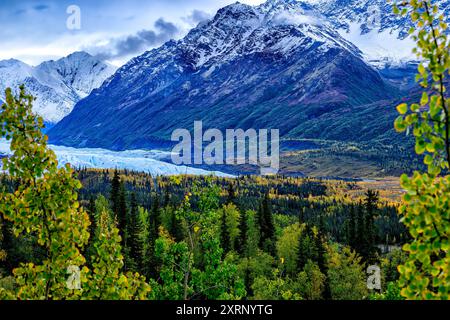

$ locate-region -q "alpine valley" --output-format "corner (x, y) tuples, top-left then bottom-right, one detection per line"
(6, 0), (449, 177)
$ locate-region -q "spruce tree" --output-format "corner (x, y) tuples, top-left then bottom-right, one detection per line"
(117, 182), (128, 246)
(243, 262), (252, 297)
(163, 188), (171, 207)
(355, 201), (365, 255)
(84, 195), (98, 261)
(363, 190), (379, 263)
(299, 208), (305, 224)
(258, 193), (275, 255)
(298, 225), (319, 271)
(237, 210), (248, 256)
(348, 205), (356, 249)
(147, 194), (161, 277)
(126, 193), (142, 271)
(220, 210), (231, 254)
(151, 194), (161, 238)
(110, 170), (120, 219)
(315, 233), (326, 273)
(227, 182), (236, 205)
(168, 209), (184, 242)
(315, 233), (331, 300)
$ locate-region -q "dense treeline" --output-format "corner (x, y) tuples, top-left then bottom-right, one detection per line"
(75, 169), (408, 247)
(1, 169), (408, 299)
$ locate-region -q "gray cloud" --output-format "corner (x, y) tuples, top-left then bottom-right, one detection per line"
(92, 18), (179, 60)
(33, 4), (50, 11)
(14, 3), (50, 15)
(182, 10), (211, 25)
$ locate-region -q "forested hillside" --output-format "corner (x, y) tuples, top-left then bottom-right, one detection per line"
(0, 169), (408, 300)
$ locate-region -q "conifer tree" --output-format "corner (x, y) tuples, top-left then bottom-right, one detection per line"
(85, 195), (151, 299)
(298, 225), (318, 271)
(110, 170), (120, 218)
(163, 188), (171, 207)
(150, 194), (161, 245)
(168, 209), (184, 242)
(364, 190), (379, 263)
(151, 194), (161, 233)
(347, 205), (357, 249)
(355, 202), (365, 255)
(237, 210), (248, 256)
(137, 207), (151, 277)
(126, 193), (142, 271)
(117, 182), (128, 245)
(220, 210), (231, 254)
(227, 182), (236, 205)
(147, 194), (161, 276)
(258, 193), (275, 255)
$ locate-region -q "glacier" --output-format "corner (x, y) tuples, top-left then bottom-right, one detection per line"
(0, 140), (232, 177)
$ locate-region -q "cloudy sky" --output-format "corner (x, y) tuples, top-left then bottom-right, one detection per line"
(0, 0), (266, 66)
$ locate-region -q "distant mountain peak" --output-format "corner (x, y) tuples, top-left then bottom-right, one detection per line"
(264, 0), (303, 4)
(260, 0), (312, 9)
(66, 51), (93, 58)
(0, 58), (26, 66)
(0, 52), (116, 123)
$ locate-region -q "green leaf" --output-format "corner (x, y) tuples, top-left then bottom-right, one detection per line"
(420, 92), (429, 106)
(394, 116), (406, 132)
(397, 103), (408, 115)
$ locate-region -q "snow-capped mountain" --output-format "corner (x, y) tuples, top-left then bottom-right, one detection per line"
(255, 0), (449, 66)
(49, 0), (398, 150)
(0, 52), (116, 123)
(308, 0), (450, 36)
(305, 0), (450, 65)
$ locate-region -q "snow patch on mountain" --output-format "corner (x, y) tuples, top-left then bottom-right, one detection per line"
(0, 52), (116, 123)
(303, 0), (450, 66)
(339, 22), (417, 67)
